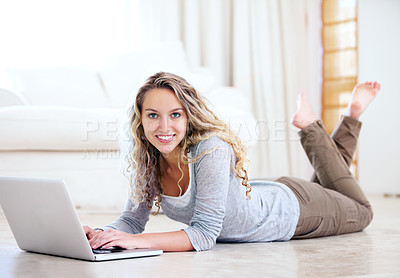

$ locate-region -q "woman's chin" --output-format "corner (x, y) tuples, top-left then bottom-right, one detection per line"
(157, 146), (178, 156)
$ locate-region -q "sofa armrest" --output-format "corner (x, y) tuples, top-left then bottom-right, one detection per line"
(0, 88), (27, 107)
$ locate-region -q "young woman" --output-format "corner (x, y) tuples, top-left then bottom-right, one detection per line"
(84, 72), (380, 252)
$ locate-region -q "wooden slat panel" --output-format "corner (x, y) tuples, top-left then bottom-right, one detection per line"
(323, 79), (357, 106)
(322, 0), (357, 24)
(323, 21), (357, 51)
(322, 0), (358, 178)
(350, 162), (358, 178)
(322, 107), (346, 134)
(323, 49), (358, 79)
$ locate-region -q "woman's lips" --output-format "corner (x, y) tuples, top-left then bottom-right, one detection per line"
(156, 134), (175, 143)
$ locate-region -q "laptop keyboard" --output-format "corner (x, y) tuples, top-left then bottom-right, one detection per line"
(92, 247), (125, 254)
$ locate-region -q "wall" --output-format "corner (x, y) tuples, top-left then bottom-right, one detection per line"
(358, 0), (400, 194)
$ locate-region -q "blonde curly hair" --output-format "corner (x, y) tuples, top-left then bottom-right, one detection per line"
(124, 72), (251, 214)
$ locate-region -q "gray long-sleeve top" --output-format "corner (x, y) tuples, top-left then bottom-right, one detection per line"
(103, 136), (300, 251)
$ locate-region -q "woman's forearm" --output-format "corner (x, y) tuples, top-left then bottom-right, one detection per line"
(87, 226), (195, 251)
(135, 230), (194, 252)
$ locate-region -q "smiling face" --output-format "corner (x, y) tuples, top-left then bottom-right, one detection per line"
(141, 88), (188, 156)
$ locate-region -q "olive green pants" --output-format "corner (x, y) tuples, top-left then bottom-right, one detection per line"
(276, 116), (373, 239)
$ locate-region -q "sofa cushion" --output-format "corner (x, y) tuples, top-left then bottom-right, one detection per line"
(0, 106), (122, 151)
(7, 66), (109, 108)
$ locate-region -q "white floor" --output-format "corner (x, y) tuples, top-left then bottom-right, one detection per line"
(1, 195), (399, 278)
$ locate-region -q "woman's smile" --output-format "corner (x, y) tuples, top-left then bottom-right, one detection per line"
(156, 134), (175, 143)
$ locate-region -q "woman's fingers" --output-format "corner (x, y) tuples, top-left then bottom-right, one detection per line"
(90, 229), (121, 249)
(87, 229), (109, 248)
(101, 240), (124, 250)
(89, 233), (106, 248)
(84, 226), (129, 249)
(83, 225), (96, 239)
(90, 229), (135, 250)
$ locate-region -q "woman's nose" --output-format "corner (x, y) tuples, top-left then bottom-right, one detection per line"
(159, 116), (170, 132)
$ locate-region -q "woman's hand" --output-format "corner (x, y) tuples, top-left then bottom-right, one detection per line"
(83, 225), (103, 241)
(84, 227), (147, 250)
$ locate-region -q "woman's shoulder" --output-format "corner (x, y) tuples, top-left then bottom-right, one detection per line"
(191, 135), (232, 156)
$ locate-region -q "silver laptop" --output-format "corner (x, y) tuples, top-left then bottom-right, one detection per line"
(0, 176), (163, 261)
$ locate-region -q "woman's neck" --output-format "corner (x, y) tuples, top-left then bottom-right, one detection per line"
(160, 149), (182, 172)
(159, 149), (190, 197)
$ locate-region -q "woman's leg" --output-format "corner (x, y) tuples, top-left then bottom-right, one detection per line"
(308, 81), (380, 183)
(330, 116), (362, 167)
(292, 82), (380, 203)
(282, 81), (380, 238)
(298, 119), (370, 206)
(310, 115), (361, 183)
(276, 175), (373, 238)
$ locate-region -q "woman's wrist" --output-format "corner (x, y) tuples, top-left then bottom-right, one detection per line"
(133, 233), (153, 249)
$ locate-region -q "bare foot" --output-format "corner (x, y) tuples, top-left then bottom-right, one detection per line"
(291, 90), (318, 129)
(345, 81), (381, 120)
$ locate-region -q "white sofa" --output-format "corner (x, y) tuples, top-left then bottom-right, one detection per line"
(0, 41), (256, 211)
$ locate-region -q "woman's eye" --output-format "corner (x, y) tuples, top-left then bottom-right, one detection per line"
(149, 113), (158, 119)
(171, 112), (180, 118)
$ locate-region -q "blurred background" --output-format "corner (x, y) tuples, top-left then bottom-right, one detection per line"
(0, 0), (398, 210)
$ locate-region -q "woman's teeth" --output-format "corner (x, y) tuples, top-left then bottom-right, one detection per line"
(157, 135), (173, 140)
